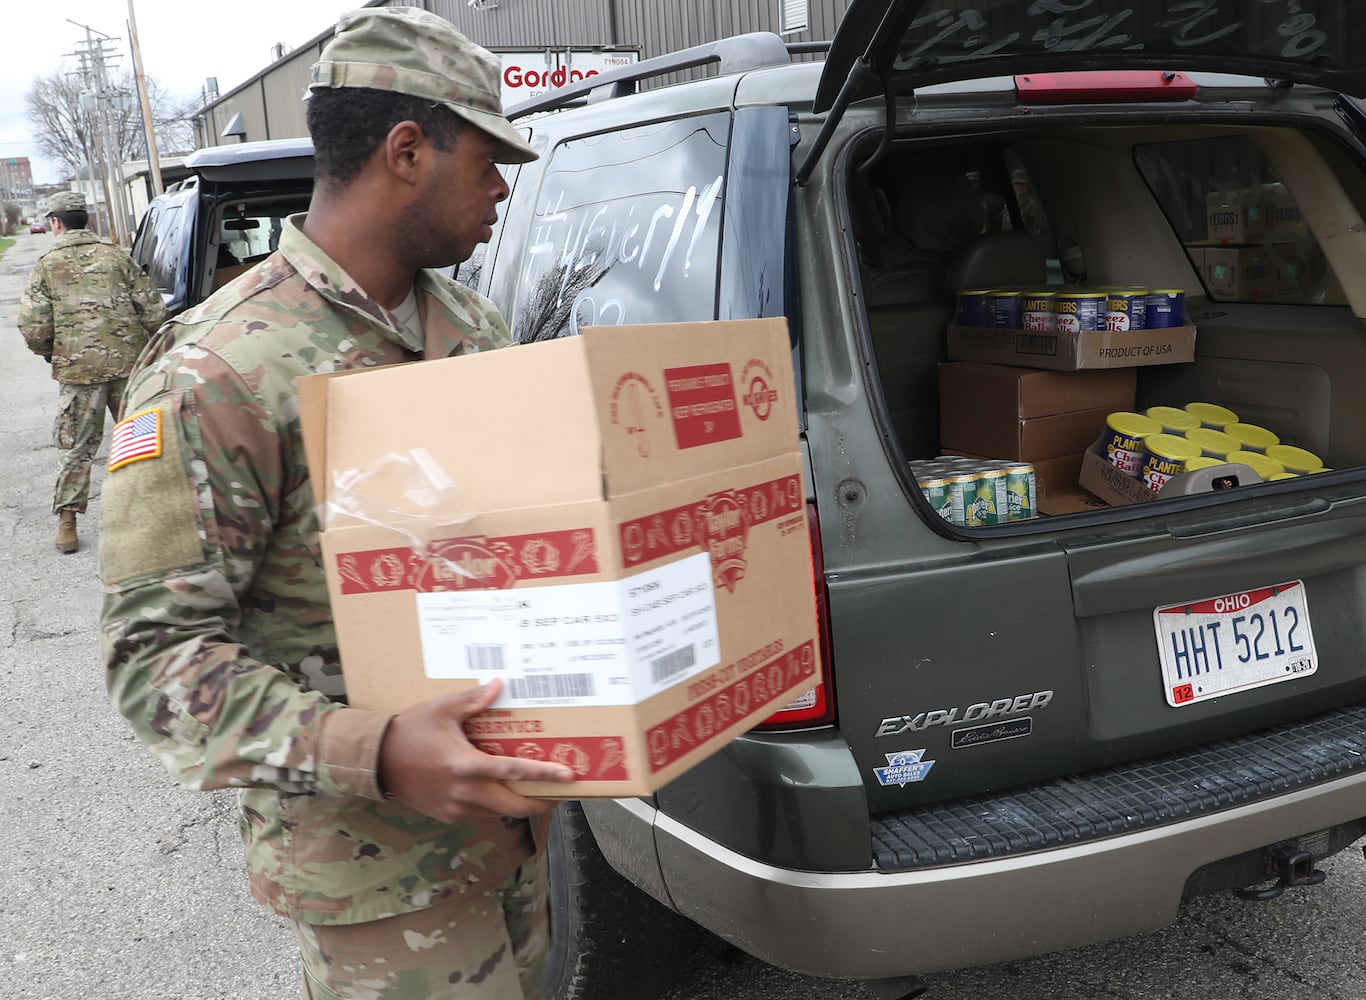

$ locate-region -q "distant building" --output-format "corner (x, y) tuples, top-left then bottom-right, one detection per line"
(0, 156), (34, 205)
(192, 0), (847, 149)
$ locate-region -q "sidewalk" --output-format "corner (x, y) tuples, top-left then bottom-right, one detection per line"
(0, 232), (296, 1000)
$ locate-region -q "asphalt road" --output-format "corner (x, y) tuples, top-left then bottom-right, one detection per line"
(3, 229), (1366, 1000)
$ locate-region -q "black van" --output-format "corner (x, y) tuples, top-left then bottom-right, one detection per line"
(130, 137), (315, 315)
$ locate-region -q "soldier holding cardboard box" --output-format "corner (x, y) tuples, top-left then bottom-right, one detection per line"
(98, 9), (577, 999)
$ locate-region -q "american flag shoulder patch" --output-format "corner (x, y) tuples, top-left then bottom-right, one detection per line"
(108, 408), (163, 472)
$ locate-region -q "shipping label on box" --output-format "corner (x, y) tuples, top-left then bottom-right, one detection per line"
(300, 319), (822, 798)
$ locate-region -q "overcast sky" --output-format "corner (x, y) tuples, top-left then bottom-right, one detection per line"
(4, 0), (362, 184)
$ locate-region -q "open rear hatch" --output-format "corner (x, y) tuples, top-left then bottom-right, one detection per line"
(809, 1), (1366, 826)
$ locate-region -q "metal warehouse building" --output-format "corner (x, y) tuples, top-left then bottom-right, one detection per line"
(194, 0), (853, 150)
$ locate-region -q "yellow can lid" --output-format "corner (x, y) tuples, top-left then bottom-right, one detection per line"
(1184, 402), (1240, 427)
(1269, 472), (1299, 481)
(1145, 433), (1203, 462)
(1145, 406), (1202, 433)
(1106, 411), (1163, 438)
(1185, 456), (1225, 472)
(1184, 427), (1238, 457)
(1226, 423), (1281, 452)
(1264, 444), (1323, 472)
(1228, 450), (1285, 480)
(1150, 288), (1186, 295)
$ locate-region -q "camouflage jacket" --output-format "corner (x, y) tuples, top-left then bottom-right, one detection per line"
(100, 217), (542, 925)
(18, 230), (168, 385)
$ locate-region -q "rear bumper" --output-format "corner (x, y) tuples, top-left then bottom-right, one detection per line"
(585, 770), (1366, 978)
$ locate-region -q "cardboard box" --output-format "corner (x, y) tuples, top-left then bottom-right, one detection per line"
(1038, 489), (1108, 516)
(1265, 188), (1311, 239)
(299, 319), (822, 797)
(1079, 441), (1158, 506)
(1077, 437), (1265, 506)
(939, 363), (1135, 461)
(945, 323), (1197, 371)
(1206, 189), (1265, 244)
(942, 450), (1085, 499)
(1203, 244), (1274, 301)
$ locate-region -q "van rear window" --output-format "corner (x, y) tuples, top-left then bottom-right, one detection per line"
(1136, 136), (1340, 306)
(512, 112), (729, 343)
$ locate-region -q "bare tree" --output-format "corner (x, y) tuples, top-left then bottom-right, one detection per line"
(25, 69), (199, 179)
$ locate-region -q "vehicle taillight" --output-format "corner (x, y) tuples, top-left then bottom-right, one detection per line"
(1016, 70), (1197, 104)
(751, 502), (835, 731)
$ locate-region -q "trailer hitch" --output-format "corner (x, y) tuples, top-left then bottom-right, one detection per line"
(1234, 848), (1327, 902)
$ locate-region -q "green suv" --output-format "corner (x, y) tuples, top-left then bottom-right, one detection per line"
(472, 2), (1366, 998)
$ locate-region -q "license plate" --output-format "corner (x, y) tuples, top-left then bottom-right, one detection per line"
(1153, 581), (1317, 708)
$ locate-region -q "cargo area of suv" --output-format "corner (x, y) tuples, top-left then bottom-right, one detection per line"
(474, 3), (1366, 999)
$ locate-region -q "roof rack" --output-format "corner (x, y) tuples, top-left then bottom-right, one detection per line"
(506, 32), (801, 121)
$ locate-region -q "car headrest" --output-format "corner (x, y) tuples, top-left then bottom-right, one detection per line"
(944, 230), (1048, 295)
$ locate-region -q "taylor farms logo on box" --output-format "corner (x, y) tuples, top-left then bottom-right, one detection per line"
(619, 475), (805, 586)
(334, 530), (600, 595)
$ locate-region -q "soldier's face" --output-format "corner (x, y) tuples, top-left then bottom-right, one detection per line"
(407, 127), (510, 268)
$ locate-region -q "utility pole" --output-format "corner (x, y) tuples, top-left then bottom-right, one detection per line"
(126, 0), (163, 197)
(68, 20), (135, 245)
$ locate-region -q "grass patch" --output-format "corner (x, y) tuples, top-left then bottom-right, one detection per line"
(0, 237), (14, 259)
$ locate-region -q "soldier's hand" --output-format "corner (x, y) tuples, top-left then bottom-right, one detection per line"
(378, 679), (575, 822)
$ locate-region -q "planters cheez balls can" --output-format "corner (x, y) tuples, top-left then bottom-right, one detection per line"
(1145, 288), (1185, 328)
(1004, 463), (1036, 521)
(1022, 291), (1056, 331)
(955, 290), (992, 327)
(1105, 411), (1163, 477)
(1054, 291), (1105, 334)
(987, 290), (1022, 329)
(1104, 288), (1148, 331)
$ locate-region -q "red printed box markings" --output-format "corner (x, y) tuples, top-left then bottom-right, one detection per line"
(664, 363), (742, 449)
(471, 735), (630, 782)
(335, 528), (599, 595)
(646, 640), (818, 774)
(620, 475), (803, 582)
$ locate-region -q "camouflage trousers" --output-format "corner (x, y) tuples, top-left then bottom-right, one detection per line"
(53, 379), (126, 514)
(295, 856), (549, 1000)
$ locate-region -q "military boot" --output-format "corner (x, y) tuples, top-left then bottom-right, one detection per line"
(55, 510), (79, 554)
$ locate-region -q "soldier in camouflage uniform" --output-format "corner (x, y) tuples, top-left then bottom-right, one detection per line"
(18, 190), (168, 553)
(98, 9), (578, 998)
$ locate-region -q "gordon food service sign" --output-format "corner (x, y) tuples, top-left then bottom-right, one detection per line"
(499, 49), (639, 108)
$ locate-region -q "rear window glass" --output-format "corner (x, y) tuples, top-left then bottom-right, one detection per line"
(511, 112), (729, 342)
(1136, 136), (1340, 306)
(146, 204), (184, 296)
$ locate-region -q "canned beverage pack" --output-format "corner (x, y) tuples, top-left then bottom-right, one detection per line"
(913, 457), (1037, 525)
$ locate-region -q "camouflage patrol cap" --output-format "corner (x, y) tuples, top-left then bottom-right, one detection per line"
(308, 6), (536, 164)
(47, 191), (87, 214)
